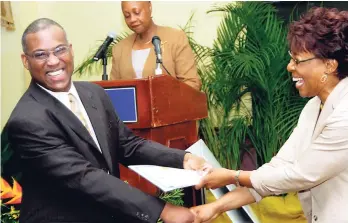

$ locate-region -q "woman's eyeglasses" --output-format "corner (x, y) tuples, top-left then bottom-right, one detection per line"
(288, 50), (317, 65)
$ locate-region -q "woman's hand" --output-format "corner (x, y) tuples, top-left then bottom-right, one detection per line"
(195, 168), (235, 190)
(190, 203), (220, 223)
(191, 187), (257, 223)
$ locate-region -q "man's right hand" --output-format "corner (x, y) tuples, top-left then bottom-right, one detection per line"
(190, 203), (220, 223)
(160, 203), (195, 223)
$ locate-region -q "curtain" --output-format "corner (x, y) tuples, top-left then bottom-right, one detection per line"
(1, 1), (15, 30)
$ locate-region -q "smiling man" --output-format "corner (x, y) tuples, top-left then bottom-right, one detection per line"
(7, 18), (207, 223)
(21, 22), (73, 92)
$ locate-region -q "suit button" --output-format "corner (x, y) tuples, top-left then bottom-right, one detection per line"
(102, 168), (110, 174)
(313, 215), (318, 221)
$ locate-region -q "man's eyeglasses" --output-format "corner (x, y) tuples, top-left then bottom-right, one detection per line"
(25, 45), (70, 62)
(288, 50), (317, 65)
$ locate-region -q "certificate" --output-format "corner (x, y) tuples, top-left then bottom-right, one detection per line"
(128, 165), (204, 192)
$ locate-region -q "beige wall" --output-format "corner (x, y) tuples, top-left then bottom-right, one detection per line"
(1, 2), (39, 129)
(1, 1), (224, 129)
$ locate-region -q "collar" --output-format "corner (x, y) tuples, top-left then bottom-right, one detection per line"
(37, 82), (79, 99)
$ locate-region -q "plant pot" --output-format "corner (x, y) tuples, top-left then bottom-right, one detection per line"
(240, 147), (258, 171)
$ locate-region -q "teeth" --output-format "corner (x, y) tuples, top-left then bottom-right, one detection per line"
(47, 69), (63, 76)
(293, 77), (303, 82)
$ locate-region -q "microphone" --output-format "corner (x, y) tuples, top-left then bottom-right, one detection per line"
(152, 36), (162, 63)
(93, 32), (116, 61)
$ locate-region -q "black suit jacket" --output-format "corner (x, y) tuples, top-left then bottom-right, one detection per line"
(7, 81), (186, 223)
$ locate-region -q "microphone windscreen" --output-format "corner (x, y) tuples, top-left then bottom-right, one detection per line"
(152, 36), (161, 44)
(108, 32), (116, 39)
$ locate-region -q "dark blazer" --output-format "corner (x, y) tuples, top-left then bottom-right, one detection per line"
(7, 81), (186, 223)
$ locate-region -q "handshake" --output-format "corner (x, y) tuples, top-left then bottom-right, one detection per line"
(160, 202), (215, 223)
(159, 153), (242, 223)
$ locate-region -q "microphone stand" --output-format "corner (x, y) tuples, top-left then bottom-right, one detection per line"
(155, 57), (163, 75)
(101, 53), (108, 80)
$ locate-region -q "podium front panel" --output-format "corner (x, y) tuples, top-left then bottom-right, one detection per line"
(105, 87), (137, 123)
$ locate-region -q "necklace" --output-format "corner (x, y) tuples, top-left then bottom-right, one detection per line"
(143, 39), (152, 44)
(135, 24), (158, 45)
(136, 35), (152, 45)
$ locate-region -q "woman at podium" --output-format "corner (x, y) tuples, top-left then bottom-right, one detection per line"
(110, 1), (201, 90)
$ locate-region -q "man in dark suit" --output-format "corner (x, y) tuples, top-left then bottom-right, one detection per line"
(7, 18), (207, 223)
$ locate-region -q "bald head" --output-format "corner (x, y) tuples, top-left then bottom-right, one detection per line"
(121, 1), (153, 34)
(121, 1), (151, 10)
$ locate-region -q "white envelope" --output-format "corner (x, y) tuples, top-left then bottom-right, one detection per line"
(128, 165), (203, 192)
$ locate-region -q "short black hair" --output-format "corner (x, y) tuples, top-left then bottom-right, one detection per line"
(21, 18), (67, 53)
(288, 7), (348, 79)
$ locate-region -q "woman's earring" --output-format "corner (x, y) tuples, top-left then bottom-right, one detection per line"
(320, 73), (328, 83)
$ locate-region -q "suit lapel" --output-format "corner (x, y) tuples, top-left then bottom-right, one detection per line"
(29, 81), (113, 170)
(301, 97), (321, 145)
(143, 26), (165, 78)
(74, 83), (113, 170)
(142, 47), (156, 78)
(122, 34), (137, 79)
(29, 82), (97, 149)
(312, 77), (348, 140)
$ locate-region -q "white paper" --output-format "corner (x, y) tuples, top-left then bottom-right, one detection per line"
(186, 139), (259, 223)
(128, 165), (204, 192)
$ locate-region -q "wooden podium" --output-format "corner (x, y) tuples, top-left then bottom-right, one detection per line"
(94, 74), (208, 206)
